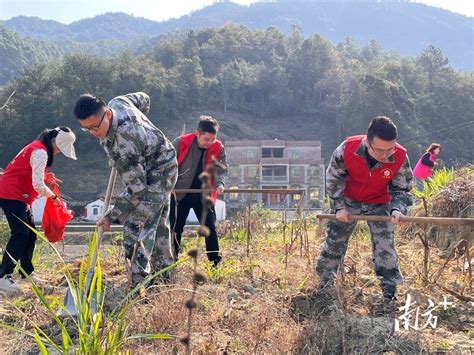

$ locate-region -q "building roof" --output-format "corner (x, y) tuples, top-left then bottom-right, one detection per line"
(226, 140), (321, 147)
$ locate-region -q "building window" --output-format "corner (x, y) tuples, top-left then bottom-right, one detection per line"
(229, 166), (240, 178)
(229, 186), (239, 201)
(247, 166), (258, 178)
(262, 165), (287, 181)
(93, 207), (99, 215)
(247, 149), (258, 159)
(309, 165), (321, 179)
(262, 147), (284, 158)
(290, 166), (301, 178)
(290, 185), (302, 201)
(310, 188), (320, 201)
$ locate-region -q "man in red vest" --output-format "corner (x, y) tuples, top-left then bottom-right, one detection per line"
(171, 116), (228, 266)
(316, 116), (413, 303)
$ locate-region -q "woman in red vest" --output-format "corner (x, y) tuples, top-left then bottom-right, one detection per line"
(412, 143), (441, 190)
(0, 127), (77, 295)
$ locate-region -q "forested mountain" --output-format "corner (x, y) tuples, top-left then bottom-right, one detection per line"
(2, 0), (472, 69)
(0, 24), (154, 85)
(0, 25), (472, 192)
(0, 25), (66, 84)
(2, 13), (159, 42)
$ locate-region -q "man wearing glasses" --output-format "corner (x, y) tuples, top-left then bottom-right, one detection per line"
(171, 116), (228, 267)
(316, 116), (413, 303)
(73, 92), (178, 289)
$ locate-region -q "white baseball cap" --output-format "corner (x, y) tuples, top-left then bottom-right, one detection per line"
(55, 128), (77, 160)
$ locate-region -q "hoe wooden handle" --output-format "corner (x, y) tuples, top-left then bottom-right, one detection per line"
(174, 188), (304, 194)
(316, 214), (474, 226)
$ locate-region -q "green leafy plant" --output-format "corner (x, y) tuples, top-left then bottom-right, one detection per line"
(204, 259), (239, 283)
(0, 224), (188, 354)
(435, 340), (450, 350)
(413, 167), (455, 200)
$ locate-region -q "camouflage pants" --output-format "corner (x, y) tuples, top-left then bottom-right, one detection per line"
(123, 193), (173, 284)
(316, 200), (403, 288)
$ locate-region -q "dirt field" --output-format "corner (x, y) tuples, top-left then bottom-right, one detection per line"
(0, 209), (472, 353)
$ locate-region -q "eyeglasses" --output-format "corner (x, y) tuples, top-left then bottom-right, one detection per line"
(369, 142), (395, 156)
(199, 135), (216, 144)
(80, 110), (107, 132)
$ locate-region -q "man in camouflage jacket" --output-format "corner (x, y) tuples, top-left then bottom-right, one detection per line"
(74, 92), (178, 288)
(316, 116), (413, 302)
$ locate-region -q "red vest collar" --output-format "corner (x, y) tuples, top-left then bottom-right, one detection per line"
(352, 135), (399, 164)
(177, 133), (223, 203)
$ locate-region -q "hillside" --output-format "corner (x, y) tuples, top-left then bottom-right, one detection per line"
(2, 0), (473, 74)
(0, 25), (66, 84)
(1, 22), (472, 195)
(0, 23), (154, 85)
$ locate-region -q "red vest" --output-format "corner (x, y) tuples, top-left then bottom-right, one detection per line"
(343, 135), (406, 204)
(177, 133), (222, 202)
(0, 140), (48, 205)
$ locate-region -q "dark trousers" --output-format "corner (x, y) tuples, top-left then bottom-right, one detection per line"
(0, 198), (37, 278)
(170, 193), (221, 262)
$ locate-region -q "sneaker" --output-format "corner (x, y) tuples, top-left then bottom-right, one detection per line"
(0, 275), (22, 295)
(210, 256), (222, 268)
(382, 284), (397, 301)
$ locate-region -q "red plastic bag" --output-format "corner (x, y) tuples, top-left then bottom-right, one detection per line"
(41, 183), (73, 243)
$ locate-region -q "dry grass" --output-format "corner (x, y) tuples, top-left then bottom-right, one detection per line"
(0, 199), (473, 353)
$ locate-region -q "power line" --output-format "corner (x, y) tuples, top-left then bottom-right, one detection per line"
(321, 119), (474, 161)
(399, 120), (474, 143)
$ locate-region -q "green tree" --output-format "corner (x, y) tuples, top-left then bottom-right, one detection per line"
(218, 60), (243, 112)
(175, 56), (206, 109)
(417, 45), (449, 90)
(183, 30), (199, 59)
(287, 34), (339, 110)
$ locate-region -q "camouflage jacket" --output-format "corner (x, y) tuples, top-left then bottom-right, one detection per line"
(101, 92), (178, 223)
(326, 138), (414, 214)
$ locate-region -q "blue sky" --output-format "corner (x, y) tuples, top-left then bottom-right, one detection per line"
(0, 0), (472, 24)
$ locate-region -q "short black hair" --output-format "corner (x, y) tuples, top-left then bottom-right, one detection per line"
(197, 115), (219, 134)
(367, 116), (398, 142)
(74, 94), (106, 119)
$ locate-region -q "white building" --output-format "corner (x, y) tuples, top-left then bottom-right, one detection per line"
(185, 199), (226, 223)
(85, 199), (105, 222)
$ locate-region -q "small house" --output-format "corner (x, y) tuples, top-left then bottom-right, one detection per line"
(84, 199), (105, 221)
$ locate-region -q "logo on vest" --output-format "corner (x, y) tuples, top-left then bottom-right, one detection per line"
(382, 169), (393, 179)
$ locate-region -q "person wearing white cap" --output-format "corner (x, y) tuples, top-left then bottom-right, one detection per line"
(0, 126), (77, 295)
